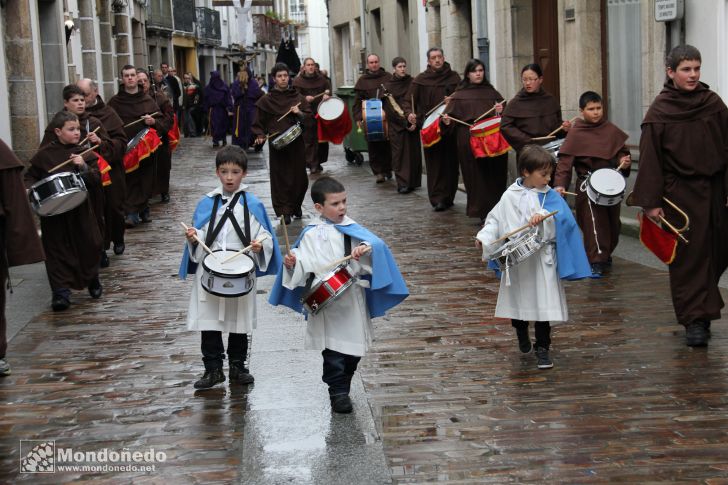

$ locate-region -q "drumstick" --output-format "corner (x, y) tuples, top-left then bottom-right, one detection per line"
(561, 191), (578, 197)
(280, 215), (291, 254)
(530, 135), (556, 142)
(491, 210), (559, 244)
(78, 126), (100, 146)
(123, 111), (161, 128)
(311, 90), (330, 101)
(318, 246), (372, 273)
(473, 100), (505, 123)
(179, 221), (219, 260)
(440, 114), (472, 128)
(276, 103), (302, 122)
(616, 158), (630, 171)
(411, 94), (416, 117)
(48, 144), (100, 173)
(220, 233), (270, 264)
(546, 116), (579, 138)
(425, 99), (446, 117)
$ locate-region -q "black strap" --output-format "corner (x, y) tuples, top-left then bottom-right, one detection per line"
(205, 192), (251, 248)
(304, 233), (353, 293)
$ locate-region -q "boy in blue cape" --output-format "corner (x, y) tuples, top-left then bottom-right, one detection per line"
(268, 177), (408, 413)
(179, 146), (281, 390)
(477, 145), (591, 370)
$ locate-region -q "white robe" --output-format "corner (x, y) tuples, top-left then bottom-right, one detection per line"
(186, 185), (274, 333)
(476, 180), (568, 322)
(282, 216), (373, 357)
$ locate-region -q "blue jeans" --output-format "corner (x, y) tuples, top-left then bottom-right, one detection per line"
(321, 349), (360, 396)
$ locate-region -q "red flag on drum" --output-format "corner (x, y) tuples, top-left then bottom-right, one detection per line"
(123, 127), (162, 174)
(168, 114), (181, 153)
(95, 153), (112, 186)
(469, 116), (510, 158)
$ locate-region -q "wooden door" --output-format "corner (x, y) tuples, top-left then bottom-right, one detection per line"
(532, 0), (560, 101)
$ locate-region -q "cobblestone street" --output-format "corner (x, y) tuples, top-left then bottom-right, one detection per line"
(1, 137), (728, 483)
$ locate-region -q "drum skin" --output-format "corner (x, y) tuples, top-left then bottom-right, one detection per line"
(29, 172), (88, 217)
(201, 250), (257, 298)
(583, 168), (626, 207)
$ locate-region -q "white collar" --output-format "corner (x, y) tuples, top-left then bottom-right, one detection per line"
(206, 184), (249, 198)
(310, 215), (356, 227)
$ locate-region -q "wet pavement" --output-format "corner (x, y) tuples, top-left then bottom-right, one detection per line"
(1, 137), (728, 483)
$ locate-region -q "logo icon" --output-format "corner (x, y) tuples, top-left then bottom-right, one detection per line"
(20, 440), (55, 473)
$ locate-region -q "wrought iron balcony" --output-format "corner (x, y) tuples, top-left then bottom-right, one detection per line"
(147, 0), (174, 31)
(172, 0), (195, 34)
(196, 7), (222, 46)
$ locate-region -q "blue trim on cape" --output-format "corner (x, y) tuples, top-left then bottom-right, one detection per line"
(178, 191), (282, 279)
(487, 188), (593, 280)
(268, 222), (409, 318)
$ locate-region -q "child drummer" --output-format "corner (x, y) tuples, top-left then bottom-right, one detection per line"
(553, 91), (631, 276)
(477, 145), (591, 369)
(179, 146), (281, 390)
(269, 177), (408, 413)
(25, 111), (104, 312)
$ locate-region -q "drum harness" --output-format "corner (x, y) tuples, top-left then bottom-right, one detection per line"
(204, 192), (251, 252)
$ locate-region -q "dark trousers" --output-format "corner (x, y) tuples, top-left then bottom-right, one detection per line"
(0, 266), (6, 359)
(201, 331), (247, 370)
(322, 349), (360, 396)
(317, 142), (329, 165)
(511, 319), (551, 349)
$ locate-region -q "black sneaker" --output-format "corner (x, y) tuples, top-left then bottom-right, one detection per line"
(88, 277), (103, 299)
(161, 193), (170, 203)
(685, 321), (709, 347)
(515, 327), (532, 354)
(535, 347), (553, 369)
(113, 242), (125, 255)
(330, 394), (353, 414)
(100, 251), (110, 268)
(140, 207), (152, 223)
(51, 294), (71, 311)
(193, 368), (225, 389)
(701, 320), (712, 339)
(229, 363), (255, 384)
(591, 263), (603, 276)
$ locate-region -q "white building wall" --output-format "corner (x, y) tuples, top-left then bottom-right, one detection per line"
(0, 15), (11, 144)
(304, 0), (330, 71)
(684, 0), (727, 98)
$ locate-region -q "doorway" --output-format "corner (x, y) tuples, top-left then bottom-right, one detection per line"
(532, 0), (560, 100)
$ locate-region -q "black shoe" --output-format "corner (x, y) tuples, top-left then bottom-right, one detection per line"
(516, 327), (532, 354)
(293, 208), (303, 218)
(433, 202), (451, 212)
(375, 174), (385, 184)
(398, 186), (413, 194)
(113, 242), (125, 255)
(194, 368), (225, 389)
(140, 208), (152, 223)
(0, 358), (10, 377)
(221, 139), (227, 147)
(702, 320), (712, 339)
(212, 142), (220, 148)
(536, 347), (554, 369)
(330, 394), (353, 414)
(51, 294), (71, 311)
(125, 214), (139, 228)
(229, 363), (255, 384)
(161, 193), (170, 203)
(100, 251), (110, 268)
(282, 215), (292, 225)
(685, 321), (709, 347)
(88, 277), (103, 299)
(590, 263), (603, 276)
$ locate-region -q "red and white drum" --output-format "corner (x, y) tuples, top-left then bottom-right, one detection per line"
(123, 127), (162, 173)
(301, 263), (357, 315)
(317, 97), (352, 144)
(469, 116), (511, 158)
(420, 105), (445, 148)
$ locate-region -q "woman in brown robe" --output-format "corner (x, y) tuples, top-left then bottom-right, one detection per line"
(107, 65), (163, 226)
(442, 58), (507, 222)
(25, 111), (103, 311)
(352, 54), (393, 183)
(253, 63), (311, 224)
(383, 57), (421, 194)
(630, 45), (728, 347)
(293, 58), (331, 174)
(554, 91), (630, 275)
(406, 48), (461, 210)
(501, 63), (569, 154)
(149, 70), (176, 204)
(1, 139), (45, 375)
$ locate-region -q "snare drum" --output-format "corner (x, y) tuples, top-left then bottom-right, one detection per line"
(200, 250), (257, 298)
(489, 229), (544, 272)
(123, 127), (162, 173)
(420, 105), (445, 148)
(301, 263), (357, 315)
(318, 97), (345, 121)
(469, 116), (511, 158)
(542, 138), (565, 162)
(317, 97), (352, 144)
(581, 168), (626, 206)
(29, 172), (88, 217)
(362, 99), (388, 142)
(271, 123), (302, 150)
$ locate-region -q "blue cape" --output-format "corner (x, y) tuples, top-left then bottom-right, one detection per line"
(268, 222), (409, 318)
(178, 191), (282, 279)
(488, 188), (593, 280)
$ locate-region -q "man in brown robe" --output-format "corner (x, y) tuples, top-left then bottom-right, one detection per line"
(352, 54), (393, 183)
(383, 56), (421, 194)
(554, 91), (630, 275)
(406, 48), (461, 211)
(151, 69), (176, 203)
(293, 58), (331, 174)
(631, 45), (728, 347)
(253, 63), (311, 224)
(25, 111), (104, 311)
(79, 78), (129, 257)
(107, 65), (163, 227)
(1, 139), (45, 376)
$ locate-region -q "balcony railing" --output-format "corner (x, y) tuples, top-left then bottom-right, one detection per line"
(196, 7), (222, 45)
(252, 13), (281, 46)
(289, 10), (306, 25)
(172, 0), (195, 33)
(147, 0), (173, 31)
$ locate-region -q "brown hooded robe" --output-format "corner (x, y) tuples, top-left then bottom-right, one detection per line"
(383, 73), (422, 190)
(293, 72), (331, 170)
(353, 68), (393, 177)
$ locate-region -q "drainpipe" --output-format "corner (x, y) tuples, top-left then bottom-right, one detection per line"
(359, 0), (366, 72)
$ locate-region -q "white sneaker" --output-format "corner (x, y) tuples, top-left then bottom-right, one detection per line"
(0, 358), (11, 376)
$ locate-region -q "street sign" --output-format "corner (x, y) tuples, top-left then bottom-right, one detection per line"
(654, 0), (684, 22)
